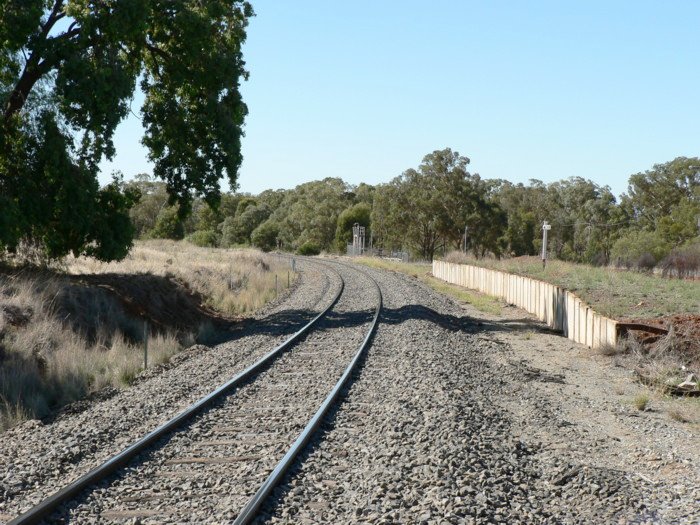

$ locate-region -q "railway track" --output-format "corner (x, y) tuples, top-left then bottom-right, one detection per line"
(7, 260), (381, 524)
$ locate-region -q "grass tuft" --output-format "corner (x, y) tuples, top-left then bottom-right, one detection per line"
(634, 393), (650, 411)
(668, 408), (690, 423)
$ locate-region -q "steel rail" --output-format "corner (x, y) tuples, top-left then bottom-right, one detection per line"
(8, 262), (344, 525)
(233, 262), (382, 524)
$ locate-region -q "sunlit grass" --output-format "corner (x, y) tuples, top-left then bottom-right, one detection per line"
(68, 240), (295, 315)
(443, 252), (700, 319)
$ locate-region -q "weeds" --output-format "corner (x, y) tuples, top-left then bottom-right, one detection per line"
(668, 408), (690, 423)
(634, 393), (649, 411)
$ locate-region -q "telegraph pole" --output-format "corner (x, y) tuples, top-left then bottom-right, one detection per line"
(463, 225), (468, 253)
(541, 221), (551, 269)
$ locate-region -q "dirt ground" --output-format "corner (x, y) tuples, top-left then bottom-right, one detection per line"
(455, 296), (699, 515)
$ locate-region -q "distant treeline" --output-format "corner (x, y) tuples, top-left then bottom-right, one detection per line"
(130, 148), (700, 268)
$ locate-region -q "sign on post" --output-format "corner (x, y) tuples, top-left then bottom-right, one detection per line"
(541, 221), (551, 268)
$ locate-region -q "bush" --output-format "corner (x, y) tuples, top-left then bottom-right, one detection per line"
(149, 206), (184, 240)
(250, 221), (279, 252)
(297, 241), (321, 256)
(610, 230), (670, 269)
(636, 252), (657, 272)
(660, 243), (700, 278)
(186, 229), (219, 247)
(335, 203), (371, 253)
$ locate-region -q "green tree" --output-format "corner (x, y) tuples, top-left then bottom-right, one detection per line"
(218, 193), (243, 220)
(269, 178), (352, 250)
(371, 148), (506, 260)
(250, 220), (279, 252)
(126, 173), (169, 238)
(221, 203), (271, 246)
(1, 0), (253, 260)
(622, 157), (700, 229)
(657, 196), (700, 246)
(235, 197), (258, 217)
(610, 230), (671, 268)
(335, 203), (371, 252)
(150, 206), (184, 240)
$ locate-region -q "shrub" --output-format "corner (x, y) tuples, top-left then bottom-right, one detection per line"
(659, 243), (700, 279)
(590, 252), (609, 267)
(186, 229), (219, 248)
(297, 241), (321, 256)
(636, 252), (656, 272)
(149, 206), (184, 240)
(250, 221), (280, 252)
(610, 230), (670, 269)
(634, 393), (649, 411)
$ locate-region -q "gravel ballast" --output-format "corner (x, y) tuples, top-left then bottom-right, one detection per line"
(257, 259), (697, 524)
(2, 257), (697, 524)
(0, 258), (337, 521)
(45, 261), (379, 523)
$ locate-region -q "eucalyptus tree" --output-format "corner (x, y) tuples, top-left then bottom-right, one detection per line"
(622, 157), (700, 229)
(0, 0), (253, 260)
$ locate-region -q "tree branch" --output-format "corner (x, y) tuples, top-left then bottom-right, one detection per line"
(2, 0), (76, 121)
(145, 43), (171, 61)
(40, 0), (66, 36)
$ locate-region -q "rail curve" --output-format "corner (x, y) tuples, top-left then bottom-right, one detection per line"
(8, 260), (345, 525)
(232, 260), (382, 524)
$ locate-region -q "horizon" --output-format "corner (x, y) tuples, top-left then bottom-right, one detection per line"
(99, 1), (700, 199)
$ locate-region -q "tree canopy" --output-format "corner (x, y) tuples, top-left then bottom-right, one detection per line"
(0, 0), (253, 260)
(125, 151), (699, 268)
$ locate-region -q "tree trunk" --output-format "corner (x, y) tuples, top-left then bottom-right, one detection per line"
(3, 65), (43, 121)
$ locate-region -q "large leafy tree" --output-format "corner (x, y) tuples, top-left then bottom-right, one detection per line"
(371, 149), (506, 260)
(1, 0), (253, 260)
(270, 178), (352, 250)
(622, 157), (700, 229)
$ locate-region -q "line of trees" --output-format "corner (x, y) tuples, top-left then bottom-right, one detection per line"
(2, 8), (696, 271)
(128, 148), (700, 269)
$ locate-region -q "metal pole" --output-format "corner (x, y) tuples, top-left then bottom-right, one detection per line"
(287, 270), (290, 288)
(143, 320), (148, 369)
(275, 274), (278, 297)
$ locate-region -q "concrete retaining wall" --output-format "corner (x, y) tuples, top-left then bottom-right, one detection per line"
(432, 260), (618, 349)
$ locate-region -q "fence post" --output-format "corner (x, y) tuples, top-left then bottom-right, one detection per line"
(143, 320), (148, 369)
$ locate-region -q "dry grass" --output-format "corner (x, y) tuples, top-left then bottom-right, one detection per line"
(668, 408), (691, 423)
(0, 241), (295, 431)
(443, 252), (700, 319)
(67, 240), (294, 315)
(354, 256), (501, 315)
(634, 392), (649, 411)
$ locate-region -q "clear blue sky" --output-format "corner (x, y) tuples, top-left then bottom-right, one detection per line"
(99, 1), (700, 199)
